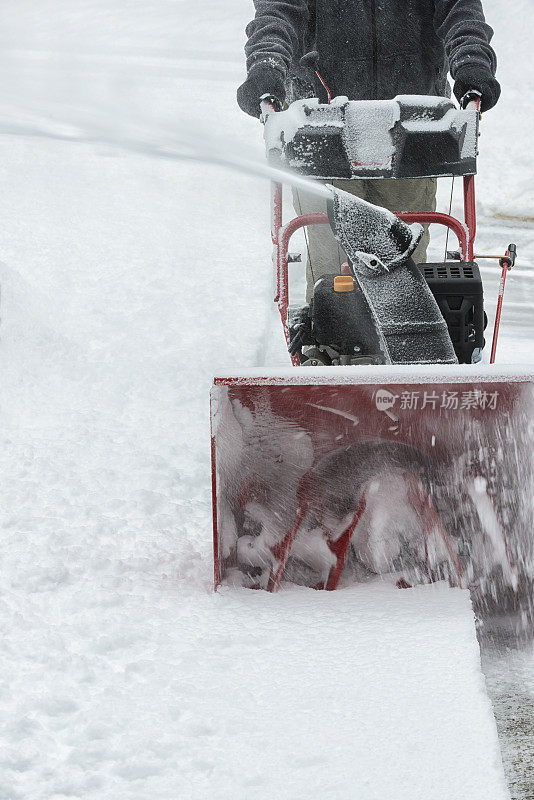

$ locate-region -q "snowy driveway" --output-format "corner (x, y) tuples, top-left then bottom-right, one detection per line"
(0, 1), (532, 798)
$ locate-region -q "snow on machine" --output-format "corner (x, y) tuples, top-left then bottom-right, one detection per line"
(211, 93), (534, 616)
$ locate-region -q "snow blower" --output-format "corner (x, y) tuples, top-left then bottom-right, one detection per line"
(211, 94), (534, 616)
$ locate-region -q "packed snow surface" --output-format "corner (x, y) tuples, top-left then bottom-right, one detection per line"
(482, 632), (534, 800)
(0, 0), (533, 798)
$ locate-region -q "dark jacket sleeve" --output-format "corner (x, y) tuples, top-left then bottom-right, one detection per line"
(244, 0), (310, 75)
(434, 0), (497, 76)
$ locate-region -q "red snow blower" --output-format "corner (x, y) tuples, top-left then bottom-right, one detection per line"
(211, 93), (533, 615)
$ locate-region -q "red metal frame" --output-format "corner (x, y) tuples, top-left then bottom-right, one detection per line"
(490, 248), (514, 363)
(264, 472), (465, 593)
(267, 503), (308, 591)
(463, 174), (477, 262)
(211, 393), (221, 590)
(315, 70), (332, 104)
(273, 198), (475, 354)
(323, 493), (367, 590)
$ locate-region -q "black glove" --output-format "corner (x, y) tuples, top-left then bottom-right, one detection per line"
(453, 66), (501, 112)
(237, 62), (285, 118)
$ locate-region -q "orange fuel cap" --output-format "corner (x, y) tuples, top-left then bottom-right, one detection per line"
(334, 275), (355, 292)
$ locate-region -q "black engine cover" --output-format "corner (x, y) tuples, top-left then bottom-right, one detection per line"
(311, 275), (383, 356)
(418, 262), (485, 363)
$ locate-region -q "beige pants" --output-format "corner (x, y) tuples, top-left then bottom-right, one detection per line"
(293, 178), (437, 301)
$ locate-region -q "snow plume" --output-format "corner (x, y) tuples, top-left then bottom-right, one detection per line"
(0, 53), (330, 202)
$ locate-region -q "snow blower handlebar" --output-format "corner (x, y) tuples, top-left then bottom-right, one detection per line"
(261, 93), (481, 118)
(260, 97), (279, 123)
(490, 244), (517, 363)
(460, 89), (482, 110)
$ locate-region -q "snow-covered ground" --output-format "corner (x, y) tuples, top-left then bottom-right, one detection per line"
(481, 621), (534, 800)
(0, 1), (532, 798)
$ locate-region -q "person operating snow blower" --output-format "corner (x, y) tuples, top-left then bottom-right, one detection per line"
(237, 0), (501, 299)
